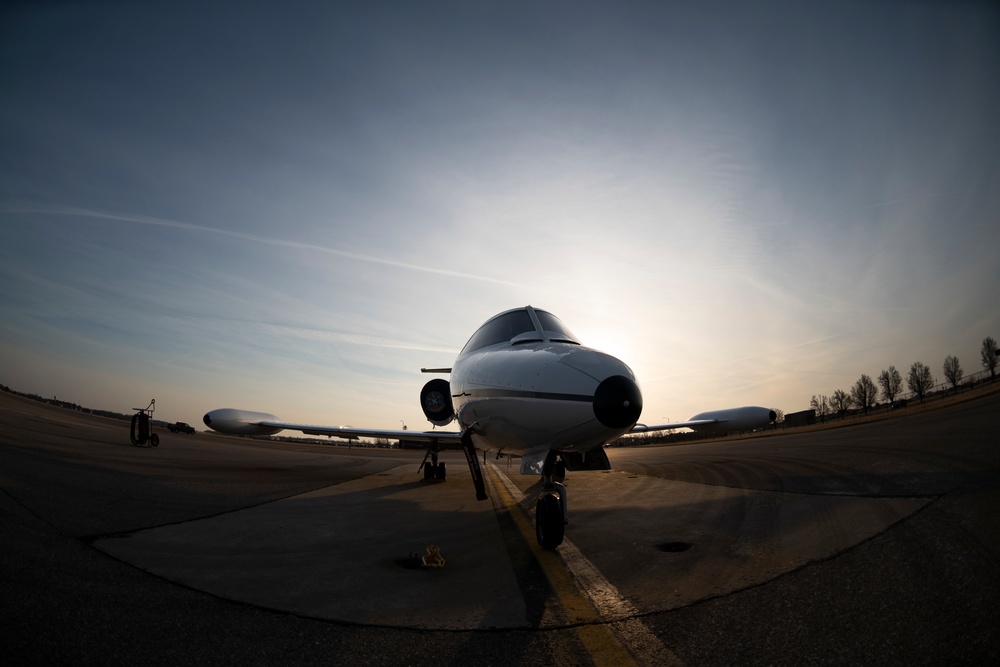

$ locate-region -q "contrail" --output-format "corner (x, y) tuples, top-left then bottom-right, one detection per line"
(256, 322), (459, 354)
(3, 204), (523, 287)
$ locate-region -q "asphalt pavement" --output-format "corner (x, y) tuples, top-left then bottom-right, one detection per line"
(1, 388), (997, 665)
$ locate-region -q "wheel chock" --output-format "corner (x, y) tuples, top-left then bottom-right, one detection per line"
(421, 544), (446, 568)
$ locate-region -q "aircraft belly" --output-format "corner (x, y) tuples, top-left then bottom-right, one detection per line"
(463, 395), (573, 443)
(460, 395), (621, 455)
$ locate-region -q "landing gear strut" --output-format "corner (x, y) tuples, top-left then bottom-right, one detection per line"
(419, 430), (488, 501)
(535, 451), (567, 550)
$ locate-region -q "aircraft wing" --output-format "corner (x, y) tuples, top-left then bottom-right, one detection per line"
(629, 419), (718, 433)
(629, 406), (777, 434)
(257, 420), (464, 444)
(202, 408), (464, 444)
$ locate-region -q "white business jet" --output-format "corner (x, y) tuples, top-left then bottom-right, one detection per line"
(203, 306), (775, 549)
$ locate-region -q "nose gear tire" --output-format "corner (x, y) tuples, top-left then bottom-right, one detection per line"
(535, 493), (564, 549)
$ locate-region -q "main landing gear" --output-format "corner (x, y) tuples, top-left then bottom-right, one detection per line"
(420, 431), (489, 501)
(535, 452), (568, 550)
(420, 449), (447, 482)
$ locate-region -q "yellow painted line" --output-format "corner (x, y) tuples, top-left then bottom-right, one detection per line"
(485, 463), (639, 667)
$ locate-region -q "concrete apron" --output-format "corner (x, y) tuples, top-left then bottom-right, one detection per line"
(95, 462), (527, 630)
(95, 462), (929, 630)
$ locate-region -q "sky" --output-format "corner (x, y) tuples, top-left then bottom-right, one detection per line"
(2, 1), (998, 432)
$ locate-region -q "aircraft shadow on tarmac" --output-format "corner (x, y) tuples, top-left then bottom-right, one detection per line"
(95, 461), (535, 630)
(95, 453), (935, 631)
(511, 466), (934, 615)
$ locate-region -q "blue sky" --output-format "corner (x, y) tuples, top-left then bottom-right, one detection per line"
(2, 1), (998, 430)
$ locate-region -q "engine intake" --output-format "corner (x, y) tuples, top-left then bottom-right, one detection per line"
(593, 374), (643, 429)
(420, 378), (455, 426)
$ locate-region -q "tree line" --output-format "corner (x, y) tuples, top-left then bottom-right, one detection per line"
(809, 336), (998, 420)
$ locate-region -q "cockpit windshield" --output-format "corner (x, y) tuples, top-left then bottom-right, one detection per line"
(534, 310), (579, 343)
(461, 309), (536, 354)
(460, 307), (581, 354)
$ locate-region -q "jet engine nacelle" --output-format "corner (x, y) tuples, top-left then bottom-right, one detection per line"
(420, 378), (455, 427)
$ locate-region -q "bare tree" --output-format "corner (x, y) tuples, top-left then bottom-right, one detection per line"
(943, 355), (963, 393)
(982, 336), (998, 382)
(907, 362), (934, 402)
(851, 374), (878, 415)
(831, 389), (853, 417)
(810, 394), (830, 422)
(877, 366), (903, 404)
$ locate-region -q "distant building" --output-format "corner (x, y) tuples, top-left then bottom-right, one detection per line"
(784, 409), (816, 428)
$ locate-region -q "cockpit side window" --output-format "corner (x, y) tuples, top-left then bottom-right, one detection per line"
(534, 310), (580, 344)
(461, 309), (536, 354)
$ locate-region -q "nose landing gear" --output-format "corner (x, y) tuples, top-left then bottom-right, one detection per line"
(536, 452), (568, 550)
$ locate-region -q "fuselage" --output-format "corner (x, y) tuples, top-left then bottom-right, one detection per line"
(449, 306), (643, 459)
(203, 307), (646, 458)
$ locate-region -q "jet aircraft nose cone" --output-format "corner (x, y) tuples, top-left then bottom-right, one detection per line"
(593, 375), (643, 428)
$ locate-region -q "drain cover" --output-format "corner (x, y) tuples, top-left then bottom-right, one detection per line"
(656, 541), (693, 553)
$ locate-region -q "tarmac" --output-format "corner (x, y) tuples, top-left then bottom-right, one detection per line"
(1, 387), (998, 665)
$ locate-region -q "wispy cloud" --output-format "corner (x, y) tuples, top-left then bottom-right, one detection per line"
(2, 204), (524, 288)
(860, 187), (979, 210)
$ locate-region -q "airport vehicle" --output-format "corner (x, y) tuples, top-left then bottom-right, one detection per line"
(130, 399), (159, 447)
(204, 306), (774, 549)
(168, 421), (196, 434)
